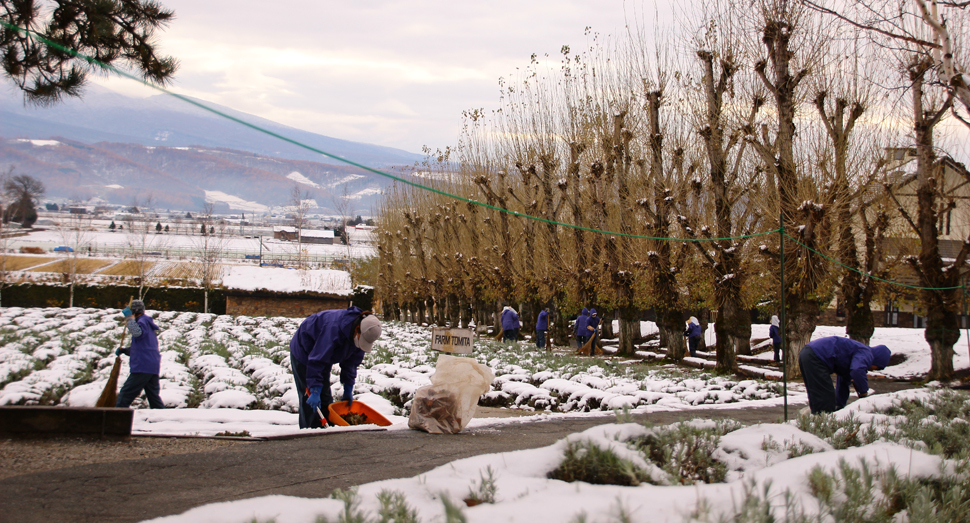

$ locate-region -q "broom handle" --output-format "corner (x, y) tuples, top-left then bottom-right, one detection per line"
(116, 297), (134, 351)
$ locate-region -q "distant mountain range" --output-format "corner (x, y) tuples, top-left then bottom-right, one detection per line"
(0, 85), (424, 214)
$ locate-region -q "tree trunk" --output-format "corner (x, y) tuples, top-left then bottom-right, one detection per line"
(551, 306), (570, 348)
(784, 297), (819, 378)
(660, 309), (687, 361)
(843, 287), (874, 345)
(601, 310), (615, 339)
(69, 281), (75, 308)
(714, 298), (748, 373)
(447, 294), (459, 327)
(204, 289), (209, 314)
(416, 300), (427, 325)
(617, 307), (639, 356)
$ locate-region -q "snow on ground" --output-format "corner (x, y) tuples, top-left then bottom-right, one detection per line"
(221, 266), (353, 295)
(145, 388), (963, 523)
(691, 322), (970, 381)
(9, 228), (376, 258)
(1, 308), (797, 437)
(2, 307), (966, 440)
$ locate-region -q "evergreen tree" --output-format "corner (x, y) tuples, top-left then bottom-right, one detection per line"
(109, 221), (116, 230)
(1, 1), (178, 106)
(200, 223), (206, 236)
(155, 221), (162, 232)
(164, 224), (169, 233)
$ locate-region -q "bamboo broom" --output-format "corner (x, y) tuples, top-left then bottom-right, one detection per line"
(95, 298), (133, 408)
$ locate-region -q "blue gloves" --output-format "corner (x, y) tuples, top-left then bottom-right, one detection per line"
(115, 347), (130, 356)
(122, 307), (132, 318)
(307, 386), (323, 411)
(342, 382), (354, 405)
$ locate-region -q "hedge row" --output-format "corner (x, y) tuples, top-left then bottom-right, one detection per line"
(0, 283), (375, 316)
(0, 283), (228, 314)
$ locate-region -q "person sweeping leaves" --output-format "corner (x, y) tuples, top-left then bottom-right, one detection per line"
(115, 300), (165, 409)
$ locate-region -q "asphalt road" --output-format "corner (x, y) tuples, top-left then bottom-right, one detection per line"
(0, 379), (916, 523)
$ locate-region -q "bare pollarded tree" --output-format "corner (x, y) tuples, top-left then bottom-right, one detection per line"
(803, 0), (970, 379)
(897, 55), (964, 380)
(743, 0), (834, 378)
(676, 2), (769, 371)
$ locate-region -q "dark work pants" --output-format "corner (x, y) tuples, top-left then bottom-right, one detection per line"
(291, 353), (332, 429)
(799, 346), (837, 414)
(116, 372), (165, 408)
(536, 330), (546, 349)
(688, 337), (700, 358)
(773, 342), (781, 362)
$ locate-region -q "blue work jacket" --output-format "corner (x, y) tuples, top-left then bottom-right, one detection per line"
(501, 308), (520, 331)
(290, 306), (366, 390)
(805, 337), (878, 409)
(129, 314), (161, 374)
(536, 310), (549, 331)
(769, 324), (781, 347)
(686, 322), (702, 339)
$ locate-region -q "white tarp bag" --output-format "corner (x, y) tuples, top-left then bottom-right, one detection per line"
(408, 354), (495, 434)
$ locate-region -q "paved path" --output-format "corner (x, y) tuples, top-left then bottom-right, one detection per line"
(0, 379), (914, 522)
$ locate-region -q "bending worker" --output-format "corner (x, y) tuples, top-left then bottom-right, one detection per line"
(290, 306), (382, 428)
(798, 336), (891, 414)
(115, 300), (165, 409)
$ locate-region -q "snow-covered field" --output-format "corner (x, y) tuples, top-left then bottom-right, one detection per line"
(4, 307), (970, 521)
(147, 388), (970, 523)
(9, 228), (376, 259)
(0, 307), (795, 437)
(1, 307), (967, 439)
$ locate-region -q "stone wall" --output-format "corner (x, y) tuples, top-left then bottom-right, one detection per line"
(226, 295), (350, 318)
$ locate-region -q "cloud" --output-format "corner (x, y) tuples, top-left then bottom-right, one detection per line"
(90, 1), (652, 152)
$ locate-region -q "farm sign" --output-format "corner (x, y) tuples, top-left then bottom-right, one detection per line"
(430, 328), (474, 354)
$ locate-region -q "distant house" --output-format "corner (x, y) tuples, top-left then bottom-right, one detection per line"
(221, 266), (353, 318)
(299, 229), (334, 245)
(273, 226), (297, 241)
(272, 226), (334, 244)
(817, 149), (970, 328)
(347, 225), (376, 244)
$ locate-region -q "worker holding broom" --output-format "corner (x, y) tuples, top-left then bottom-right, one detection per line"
(290, 306), (382, 429)
(115, 300), (165, 409)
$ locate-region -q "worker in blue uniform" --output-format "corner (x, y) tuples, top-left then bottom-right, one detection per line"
(798, 336), (891, 414)
(290, 306), (382, 428)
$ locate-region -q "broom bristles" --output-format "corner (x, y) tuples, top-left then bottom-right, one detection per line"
(95, 356), (122, 407)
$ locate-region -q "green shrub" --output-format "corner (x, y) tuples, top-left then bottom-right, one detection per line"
(632, 420), (739, 485)
(548, 440), (651, 486)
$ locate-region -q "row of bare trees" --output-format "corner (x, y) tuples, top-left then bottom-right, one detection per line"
(376, 0), (970, 380)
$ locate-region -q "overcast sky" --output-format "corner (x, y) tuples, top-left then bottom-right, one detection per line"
(94, 1), (668, 155)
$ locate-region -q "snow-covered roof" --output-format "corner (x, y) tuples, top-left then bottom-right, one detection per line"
(300, 229), (334, 239)
(221, 266), (353, 296)
(272, 226), (297, 233)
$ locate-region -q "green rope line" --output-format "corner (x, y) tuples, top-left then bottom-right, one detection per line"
(782, 231), (965, 291)
(0, 19), (777, 244)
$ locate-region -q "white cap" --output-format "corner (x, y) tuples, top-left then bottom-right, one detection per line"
(355, 315), (382, 353)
